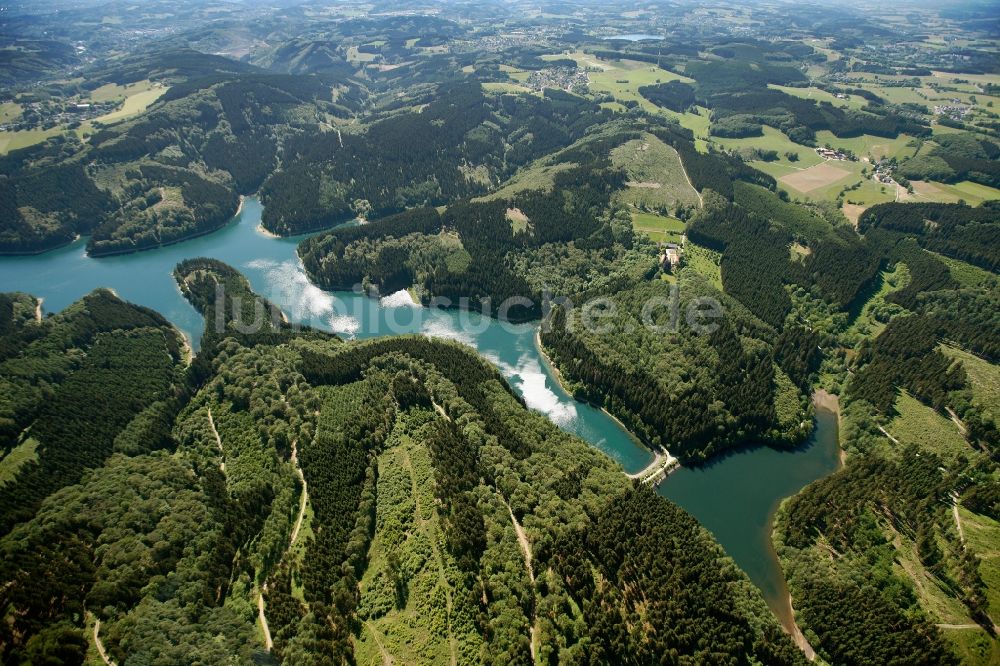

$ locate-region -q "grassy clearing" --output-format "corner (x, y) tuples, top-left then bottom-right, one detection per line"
(346, 46), (377, 63)
(887, 391), (972, 462)
(0, 127), (64, 155)
(888, 522), (975, 626)
(934, 254), (998, 289)
(506, 207), (530, 233)
(0, 438), (39, 486)
(844, 262), (909, 340)
(631, 212), (685, 243)
(951, 181), (1000, 204)
(959, 507), (1000, 622)
(289, 500), (315, 602)
(773, 365), (803, 430)
(610, 133), (700, 210)
(355, 414), (477, 665)
(0, 102), (21, 124)
(475, 160), (576, 201)
(712, 126), (823, 168)
(682, 242), (722, 290)
(841, 202), (867, 226)
(943, 625), (1000, 666)
(89, 84), (167, 126)
(768, 84), (868, 111)
(940, 344), (999, 430)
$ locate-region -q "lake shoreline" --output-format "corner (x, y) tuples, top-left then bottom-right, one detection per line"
(768, 392), (842, 659)
(812, 388), (844, 466)
(0, 195), (842, 642)
(0, 234), (81, 257)
(533, 328), (660, 467)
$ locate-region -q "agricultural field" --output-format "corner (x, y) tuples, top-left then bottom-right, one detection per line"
(0, 80), (166, 154)
(0, 127), (64, 155)
(900, 180), (1000, 206)
(0, 102), (21, 123)
(545, 51), (711, 147)
(87, 82), (166, 125)
(482, 82), (536, 95)
(778, 161), (855, 195)
(631, 211), (685, 243)
(813, 131), (919, 162)
(346, 46), (378, 63)
(712, 126), (824, 168)
(553, 51), (692, 112)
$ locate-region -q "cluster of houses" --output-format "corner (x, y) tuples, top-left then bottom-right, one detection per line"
(0, 99), (118, 133)
(871, 158), (896, 184)
(472, 30), (557, 53)
(816, 147), (849, 160)
(525, 67), (590, 93)
(933, 102), (971, 122)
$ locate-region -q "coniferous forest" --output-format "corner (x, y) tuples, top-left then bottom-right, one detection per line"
(1, 2), (1000, 664)
(0, 265), (805, 665)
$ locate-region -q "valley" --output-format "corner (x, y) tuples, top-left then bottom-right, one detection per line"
(1, 1), (998, 664)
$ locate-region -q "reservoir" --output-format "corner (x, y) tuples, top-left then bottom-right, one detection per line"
(659, 405), (841, 633)
(0, 197), (840, 627)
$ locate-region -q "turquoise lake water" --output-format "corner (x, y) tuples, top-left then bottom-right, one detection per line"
(0, 197), (841, 625)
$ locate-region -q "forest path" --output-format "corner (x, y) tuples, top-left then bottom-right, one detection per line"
(93, 617), (116, 666)
(679, 157), (703, 208)
(877, 425), (899, 445)
(952, 495), (965, 544)
(289, 438), (308, 546)
(366, 621), (395, 666)
(500, 494), (538, 663)
(257, 588), (273, 651)
(945, 407), (968, 437)
(206, 407), (225, 471)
